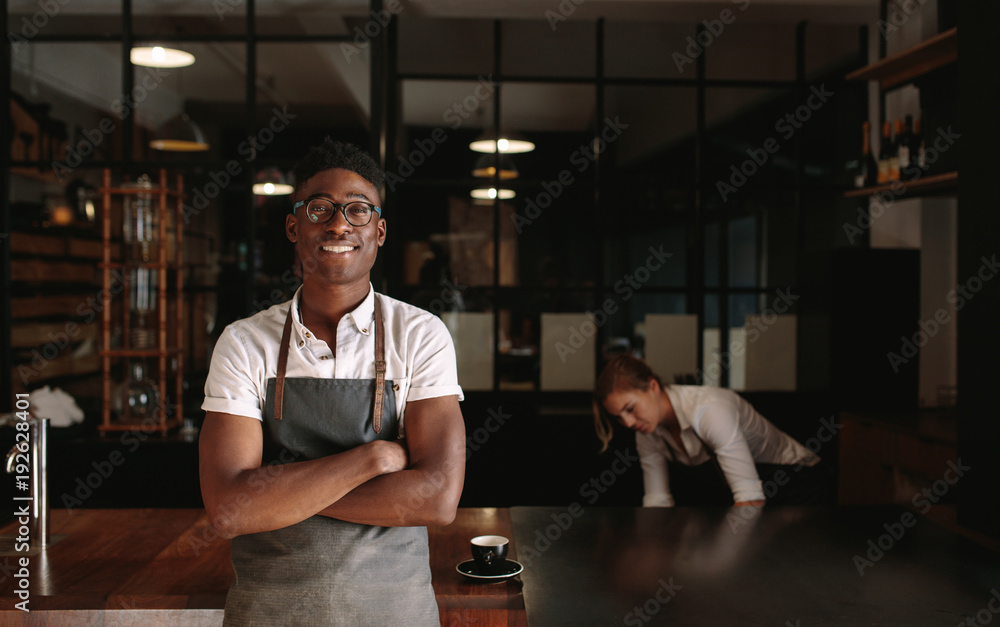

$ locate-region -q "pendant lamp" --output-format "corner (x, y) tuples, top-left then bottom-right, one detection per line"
(130, 46), (195, 68)
(472, 153), (519, 180)
(149, 113), (210, 152)
(469, 130), (535, 154)
(253, 167), (294, 196)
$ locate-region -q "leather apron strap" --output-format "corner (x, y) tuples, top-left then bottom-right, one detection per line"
(273, 292), (386, 434)
(372, 295), (386, 434)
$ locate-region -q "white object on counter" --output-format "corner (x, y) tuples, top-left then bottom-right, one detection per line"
(27, 385), (85, 427)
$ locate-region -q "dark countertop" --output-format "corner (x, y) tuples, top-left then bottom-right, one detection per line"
(510, 505), (998, 626)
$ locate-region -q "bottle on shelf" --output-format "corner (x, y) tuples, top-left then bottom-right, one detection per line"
(888, 119), (904, 181)
(877, 121), (893, 184)
(854, 121), (878, 188)
(897, 117), (912, 180)
(913, 117), (926, 170)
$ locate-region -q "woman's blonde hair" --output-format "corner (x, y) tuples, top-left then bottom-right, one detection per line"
(592, 355), (663, 453)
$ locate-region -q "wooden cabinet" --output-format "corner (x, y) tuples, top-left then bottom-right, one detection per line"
(98, 169), (184, 434)
(838, 411), (957, 505)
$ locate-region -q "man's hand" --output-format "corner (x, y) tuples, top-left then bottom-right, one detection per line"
(199, 411), (409, 539)
(319, 395), (465, 527)
(375, 439), (409, 474)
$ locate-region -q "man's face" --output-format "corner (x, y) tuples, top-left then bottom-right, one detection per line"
(285, 168), (386, 289)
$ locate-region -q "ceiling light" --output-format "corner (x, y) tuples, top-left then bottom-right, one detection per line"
(253, 167), (294, 195)
(131, 46), (196, 68)
(470, 188), (515, 200)
(472, 153), (519, 180)
(469, 130), (535, 154)
(149, 113), (210, 152)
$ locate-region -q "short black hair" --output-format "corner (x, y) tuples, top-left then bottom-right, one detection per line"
(292, 137), (384, 200)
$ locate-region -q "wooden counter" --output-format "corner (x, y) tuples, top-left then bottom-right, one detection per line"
(0, 508), (525, 626)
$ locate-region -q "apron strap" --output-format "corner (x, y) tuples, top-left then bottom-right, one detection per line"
(274, 304), (294, 421)
(273, 292), (386, 435)
(372, 294), (386, 434)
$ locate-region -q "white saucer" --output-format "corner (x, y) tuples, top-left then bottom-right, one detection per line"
(456, 559), (524, 582)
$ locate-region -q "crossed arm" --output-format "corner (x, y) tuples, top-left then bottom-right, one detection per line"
(198, 395), (465, 539)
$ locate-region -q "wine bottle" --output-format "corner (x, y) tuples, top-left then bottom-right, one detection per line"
(897, 117), (912, 180)
(854, 121), (877, 188)
(913, 117), (926, 170)
(889, 119), (904, 181)
(877, 121), (892, 184)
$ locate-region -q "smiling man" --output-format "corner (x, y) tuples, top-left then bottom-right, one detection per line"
(199, 138), (465, 626)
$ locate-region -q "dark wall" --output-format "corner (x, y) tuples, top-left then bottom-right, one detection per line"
(957, 2), (1000, 538)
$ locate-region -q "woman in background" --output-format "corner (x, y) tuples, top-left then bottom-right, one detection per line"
(593, 355), (830, 507)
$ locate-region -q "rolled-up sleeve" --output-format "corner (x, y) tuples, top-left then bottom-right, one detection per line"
(404, 314), (464, 404)
(694, 402), (765, 503)
(201, 324), (265, 421)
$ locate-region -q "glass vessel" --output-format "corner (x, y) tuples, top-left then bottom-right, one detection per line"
(112, 361), (160, 421)
(122, 174), (158, 348)
(122, 174), (157, 261)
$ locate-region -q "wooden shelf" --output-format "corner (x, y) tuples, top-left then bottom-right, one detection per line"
(98, 186), (182, 198)
(100, 349), (183, 357)
(843, 170), (957, 198)
(846, 27), (957, 90)
(97, 418), (184, 432)
(99, 169), (185, 436)
(98, 262), (182, 270)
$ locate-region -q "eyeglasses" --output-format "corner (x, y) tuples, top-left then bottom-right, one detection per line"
(292, 198), (382, 227)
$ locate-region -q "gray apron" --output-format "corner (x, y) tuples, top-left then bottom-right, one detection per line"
(224, 295), (440, 626)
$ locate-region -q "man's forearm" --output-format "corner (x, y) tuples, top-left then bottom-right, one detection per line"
(319, 459), (463, 527)
(201, 431), (406, 539)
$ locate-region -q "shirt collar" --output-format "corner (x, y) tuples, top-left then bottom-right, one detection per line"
(289, 282), (376, 338)
(347, 284), (376, 335)
(663, 385), (692, 431)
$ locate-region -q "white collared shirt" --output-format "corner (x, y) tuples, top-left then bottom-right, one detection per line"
(201, 284), (463, 434)
(637, 385), (820, 506)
